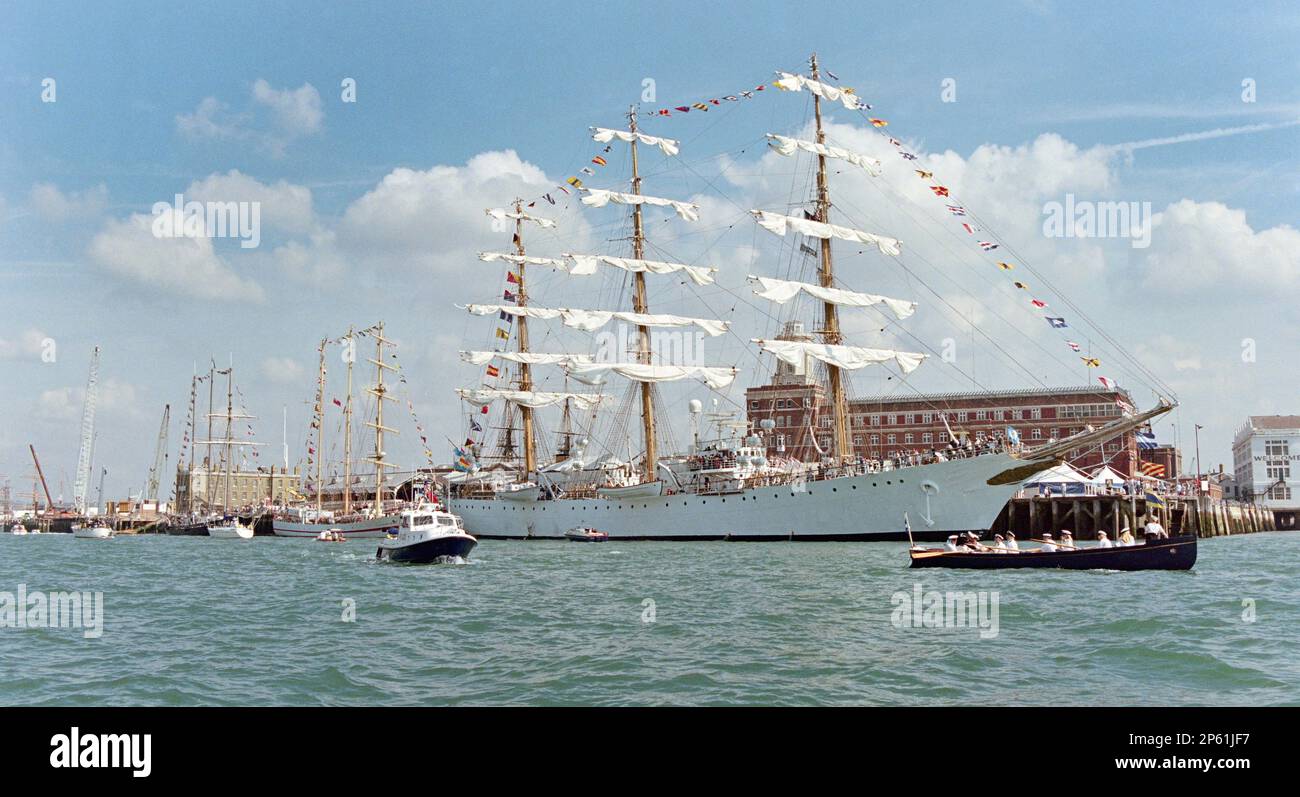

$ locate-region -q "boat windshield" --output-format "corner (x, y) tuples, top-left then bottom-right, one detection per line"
(410, 515), (434, 527)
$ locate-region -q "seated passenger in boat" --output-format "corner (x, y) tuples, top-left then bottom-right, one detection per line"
(1038, 533), (1058, 553)
(1059, 531), (1075, 549)
(992, 533), (1007, 550)
(1004, 531), (1019, 551)
(1118, 526), (1135, 546)
(1097, 531), (1114, 549)
(1143, 516), (1168, 540)
(945, 535), (960, 552)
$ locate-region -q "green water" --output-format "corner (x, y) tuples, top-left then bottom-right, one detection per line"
(1, 532), (1297, 706)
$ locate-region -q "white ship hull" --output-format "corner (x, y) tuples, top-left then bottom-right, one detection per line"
(208, 523), (254, 539)
(450, 453), (1037, 541)
(272, 514), (403, 539)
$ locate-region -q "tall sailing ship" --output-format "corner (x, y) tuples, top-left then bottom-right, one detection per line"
(272, 322), (406, 539)
(447, 54), (1173, 541)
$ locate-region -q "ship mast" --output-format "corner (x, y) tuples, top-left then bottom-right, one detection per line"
(365, 322), (398, 519)
(628, 107), (657, 483)
(343, 325), (355, 515)
(810, 52), (851, 464)
(184, 369), (198, 512)
(313, 339), (326, 516)
(512, 199), (537, 477)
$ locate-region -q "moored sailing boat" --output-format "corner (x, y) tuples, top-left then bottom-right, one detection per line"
(447, 54), (1174, 541)
(273, 323), (405, 539)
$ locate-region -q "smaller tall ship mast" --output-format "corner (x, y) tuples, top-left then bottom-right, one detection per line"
(363, 322), (398, 518)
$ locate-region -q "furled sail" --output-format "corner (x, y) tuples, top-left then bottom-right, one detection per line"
(485, 207), (555, 229)
(752, 338), (927, 375)
(478, 252), (569, 270)
(457, 387), (605, 410)
(565, 362), (738, 389)
(747, 275), (916, 320)
(750, 210), (901, 256)
(772, 72), (865, 111)
(592, 127), (680, 157)
(463, 305), (728, 336)
(581, 188), (699, 222)
(766, 134), (880, 174)
(460, 351), (593, 367)
(561, 310), (729, 337)
(465, 304), (562, 321)
(565, 254), (717, 286)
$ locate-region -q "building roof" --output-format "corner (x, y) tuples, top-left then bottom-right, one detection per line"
(849, 384), (1132, 404)
(1248, 415), (1300, 430)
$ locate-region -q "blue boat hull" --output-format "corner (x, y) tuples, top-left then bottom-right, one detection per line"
(376, 535), (477, 564)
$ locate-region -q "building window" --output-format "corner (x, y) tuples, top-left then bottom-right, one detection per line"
(993, 410), (1004, 421)
(1269, 484), (1292, 501)
(1266, 439), (1292, 481)
(1011, 409), (1022, 420)
(956, 411), (968, 423)
(887, 434), (897, 445)
(750, 401), (759, 409)
(1031, 428), (1042, 440)
(776, 399), (786, 409)
(976, 410), (987, 421)
(922, 432), (932, 444)
(922, 412), (933, 424)
(820, 418), (832, 428)
(1031, 408), (1042, 419)
(904, 433), (914, 444)
(870, 434), (879, 445)
(853, 435), (862, 445)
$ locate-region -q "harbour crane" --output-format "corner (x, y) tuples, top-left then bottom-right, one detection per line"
(146, 404), (171, 503)
(72, 346), (100, 515)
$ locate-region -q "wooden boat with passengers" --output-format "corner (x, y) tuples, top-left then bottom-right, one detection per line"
(908, 531), (1197, 571)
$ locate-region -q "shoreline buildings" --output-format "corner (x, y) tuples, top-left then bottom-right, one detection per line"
(746, 323), (1141, 473)
(1232, 415), (1300, 528)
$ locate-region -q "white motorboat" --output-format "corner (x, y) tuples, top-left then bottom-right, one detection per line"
(72, 522), (114, 539)
(376, 504), (477, 564)
(8, 523), (29, 536)
(207, 518), (255, 539)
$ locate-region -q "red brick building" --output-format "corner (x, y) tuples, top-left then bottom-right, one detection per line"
(745, 327), (1142, 474)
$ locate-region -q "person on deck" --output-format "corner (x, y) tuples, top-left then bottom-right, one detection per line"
(1038, 532), (1057, 553)
(1097, 531), (1114, 549)
(945, 535), (960, 552)
(1060, 531), (1075, 550)
(992, 533), (1007, 550)
(1144, 516), (1168, 540)
(1118, 526), (1135, 546)
(1005, 531), (1019, 551)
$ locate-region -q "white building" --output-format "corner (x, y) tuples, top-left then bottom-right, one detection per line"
(1232, 415), (1300, 525)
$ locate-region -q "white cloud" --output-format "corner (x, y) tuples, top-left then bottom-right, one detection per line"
(88, 210), (265, 302)
(337, 149), (588, 274)
(34, 378), (143, 424)
(1141, 199), (1300, 291)
(185, 170), (316, 235)
(28, 182), (109, 221)
(0, 328), (52, 361)
(176, 80), (323, 157)
(251, 79), (323, 138)
(260, 356), (305, 385)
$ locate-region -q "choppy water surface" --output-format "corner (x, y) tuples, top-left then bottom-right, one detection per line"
(1, 532), (1297, 705)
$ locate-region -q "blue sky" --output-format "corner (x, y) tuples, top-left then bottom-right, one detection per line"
(2, 1), (1298, 502)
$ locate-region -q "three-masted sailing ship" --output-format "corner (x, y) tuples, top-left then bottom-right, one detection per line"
(447, 54), (1173, 541)
(272, 322), (406, 538)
